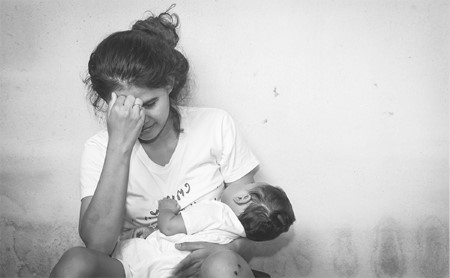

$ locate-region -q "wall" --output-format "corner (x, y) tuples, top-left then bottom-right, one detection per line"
(1, 0), (448, 277)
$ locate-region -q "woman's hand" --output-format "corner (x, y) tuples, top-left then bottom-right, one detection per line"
(107, 93), (145, 150)
(172, 242), (231, 278)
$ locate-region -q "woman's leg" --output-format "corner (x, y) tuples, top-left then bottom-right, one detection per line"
(50, 246), (125, 278)
(200, 250), (255, 278)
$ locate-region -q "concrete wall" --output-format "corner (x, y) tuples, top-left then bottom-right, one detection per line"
(1, 0), (448, 277)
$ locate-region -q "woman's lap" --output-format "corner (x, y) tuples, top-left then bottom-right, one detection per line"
(50, 246), (125, 278)
(51, 245), (255, 278)
(200, 250), (255, 278)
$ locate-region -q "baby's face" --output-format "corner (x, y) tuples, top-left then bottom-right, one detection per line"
(221, 182), (267, 216)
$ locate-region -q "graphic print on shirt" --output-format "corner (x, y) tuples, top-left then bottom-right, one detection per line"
(133, 182), (192, 224)
(132, 182), (223, 225)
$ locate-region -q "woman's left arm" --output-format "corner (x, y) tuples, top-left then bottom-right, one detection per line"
(172, 169), (257, 277)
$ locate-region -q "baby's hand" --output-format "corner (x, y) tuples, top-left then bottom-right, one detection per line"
(132, 226), (155, 239)
(158, 198), (181, 213)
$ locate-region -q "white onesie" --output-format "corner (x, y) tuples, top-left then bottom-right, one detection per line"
(114, 200), (246, 278)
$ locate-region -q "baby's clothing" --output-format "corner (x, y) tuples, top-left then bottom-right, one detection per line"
(114, 200), (245, 278)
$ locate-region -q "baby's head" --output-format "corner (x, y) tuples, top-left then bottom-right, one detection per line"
(221, 182), (295, 241)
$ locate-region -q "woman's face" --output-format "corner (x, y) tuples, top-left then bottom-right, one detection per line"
(115, 86), (172, 142)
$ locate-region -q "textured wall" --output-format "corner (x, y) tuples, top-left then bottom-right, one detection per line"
(1, 0), (448, 277)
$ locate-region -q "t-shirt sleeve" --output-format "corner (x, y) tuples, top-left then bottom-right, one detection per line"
(79, 138), (107, 199)
(219, 112), (259, 183)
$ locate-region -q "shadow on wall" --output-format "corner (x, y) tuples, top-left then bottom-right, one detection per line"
(415, 217), (449, 278)
(0, 216), (448, 278)
(249, 216), (449, 278)
(249, 227), (315, 277)
(0, 217), (82, 277)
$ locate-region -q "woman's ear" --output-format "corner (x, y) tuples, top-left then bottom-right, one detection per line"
(166, 78), (175, 94)
(166, 84), (174, 94)
(233, 193), (251, 205)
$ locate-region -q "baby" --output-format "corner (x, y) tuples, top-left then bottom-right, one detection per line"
(115, 182), (295, 277)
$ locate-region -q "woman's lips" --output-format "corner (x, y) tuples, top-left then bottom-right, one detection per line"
(142, 124), (154, 132)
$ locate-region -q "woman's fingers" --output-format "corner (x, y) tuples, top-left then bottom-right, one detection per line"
(115, 94), (127, 106)
(107, 92), (117, 116)
(109, 94), (143, 116)
(106, 93), (145, 149)
(123, 95), (135, 108)
(132, 98), (143, 114)
(172, 242), (218, 277)
(134, 98), (143, 106)
(175, 242), (209, 252)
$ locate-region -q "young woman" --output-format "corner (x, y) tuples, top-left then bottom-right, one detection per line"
(50, 9), (259, 278)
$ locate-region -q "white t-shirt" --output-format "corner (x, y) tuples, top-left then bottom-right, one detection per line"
(115, 201), (245, 278)
(80, 106), (259, 238)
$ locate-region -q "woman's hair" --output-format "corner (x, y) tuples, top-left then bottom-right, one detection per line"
(84, 7), (189, 133)
(238, 184), (296, 241)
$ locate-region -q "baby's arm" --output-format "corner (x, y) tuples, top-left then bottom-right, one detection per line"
(157, 198), (187, 236)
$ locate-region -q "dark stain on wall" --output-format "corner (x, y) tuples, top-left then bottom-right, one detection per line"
(333, 228), (359, 278)
(288, 236), (313, 277)
(416, 216), (449, 278)
(0, 217), (82, 278)
(247, 231), (312, 277)
(273, 87), (279, 97)
(371, 218), (406, 278)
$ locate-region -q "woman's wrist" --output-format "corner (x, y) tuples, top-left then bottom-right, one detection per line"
(106, 140), (134, 157)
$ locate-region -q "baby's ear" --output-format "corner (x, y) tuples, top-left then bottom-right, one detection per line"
(233, 192), (251, 205)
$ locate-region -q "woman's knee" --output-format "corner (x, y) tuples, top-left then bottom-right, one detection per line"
(200, 250), (255, 278)
(50, 247), (96, 277)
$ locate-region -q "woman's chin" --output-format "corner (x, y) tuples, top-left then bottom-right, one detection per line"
(139, 134), (156, 143)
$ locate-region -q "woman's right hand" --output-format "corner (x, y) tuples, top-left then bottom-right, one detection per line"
(107, 93), (145, 150)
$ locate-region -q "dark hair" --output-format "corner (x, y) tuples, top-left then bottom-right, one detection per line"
(84, 8), (189, 133)
(238, 185), (296, 241)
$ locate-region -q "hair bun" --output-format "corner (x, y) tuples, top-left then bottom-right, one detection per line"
(132, 7), (179, 48)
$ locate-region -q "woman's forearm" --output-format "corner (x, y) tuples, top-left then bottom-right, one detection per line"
(79, 145), (132, 254)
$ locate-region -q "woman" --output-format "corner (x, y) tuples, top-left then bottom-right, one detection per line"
(50, 9), (259, 278)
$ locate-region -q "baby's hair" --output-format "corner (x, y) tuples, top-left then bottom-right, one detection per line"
(84, 5), (189, 133)
(238, 184), (295, 241)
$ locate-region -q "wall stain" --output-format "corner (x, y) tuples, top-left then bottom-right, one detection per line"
(288, 236), (313, 277)
(273, 87), (279, 97)
(0, 217), (82, 277)
(416, 216), (449, 278)
(371, 218), (406, 278)
(248, 232), (306, 277)
(332, 228), (359, 278)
